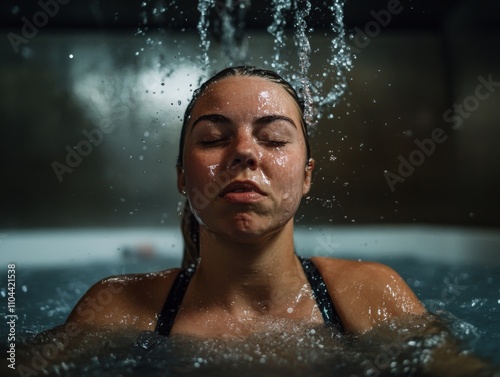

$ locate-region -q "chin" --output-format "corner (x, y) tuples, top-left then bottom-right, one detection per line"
(200, 207), (293, 240)
(220, 217), (287, 243)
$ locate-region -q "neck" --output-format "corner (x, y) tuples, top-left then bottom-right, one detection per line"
(190, 220), (308, 316)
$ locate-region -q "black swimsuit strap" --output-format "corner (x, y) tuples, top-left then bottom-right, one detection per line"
(298, 256), (344, 333)
(155, 265), (196, 337)
(155, 257), (343, 336)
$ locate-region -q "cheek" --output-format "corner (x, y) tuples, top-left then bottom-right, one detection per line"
(183, 155), (212, 197)
(271, 152), (306, 199)
(183, 156), (231, 210)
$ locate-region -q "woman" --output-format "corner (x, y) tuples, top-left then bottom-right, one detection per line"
(66, 66), (425, 338)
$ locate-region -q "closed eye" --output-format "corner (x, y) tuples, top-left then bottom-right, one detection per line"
(199, 137), (230, 147)
(261, 140), (288, 147)
(258, 129), (290, 147)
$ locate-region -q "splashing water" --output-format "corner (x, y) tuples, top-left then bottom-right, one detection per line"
(267, 0), (292, 72)
(219, 0), (251, 65)
(15, 314), (498, 376)
(7, 257), (500, 375)
(204, 0), (354, 130)
(136, 0), (353, 129)
(321, 0), (352, 109)
(197, 0), (251, 67)
(288, 0), (353, 128)
(197, 0), (216, 68)
(293, 0), (315, 125)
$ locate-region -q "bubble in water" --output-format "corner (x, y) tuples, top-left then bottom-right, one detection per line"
(135, 332), (161, 350)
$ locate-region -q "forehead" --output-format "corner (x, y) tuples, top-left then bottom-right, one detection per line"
(190, 76), (301, 120)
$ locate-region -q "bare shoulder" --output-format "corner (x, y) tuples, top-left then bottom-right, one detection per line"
(311, 257), (407, 285)
(66, 268), (181, 331)
(311, 257), (426, 332)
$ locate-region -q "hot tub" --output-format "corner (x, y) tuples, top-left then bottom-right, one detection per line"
(1, 226), (499, 376)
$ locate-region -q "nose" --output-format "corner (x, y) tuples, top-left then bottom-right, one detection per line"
(227, 133), (258, 171)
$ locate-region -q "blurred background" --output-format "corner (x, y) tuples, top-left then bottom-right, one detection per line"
(1, 0), (499, 231)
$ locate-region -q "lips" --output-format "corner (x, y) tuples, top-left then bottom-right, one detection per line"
(218, 181), (266, 202)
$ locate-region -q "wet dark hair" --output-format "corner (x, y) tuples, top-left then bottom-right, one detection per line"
(177, 66), (311, 269)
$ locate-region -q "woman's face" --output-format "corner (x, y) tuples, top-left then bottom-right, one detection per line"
(177, 76), (314, 242)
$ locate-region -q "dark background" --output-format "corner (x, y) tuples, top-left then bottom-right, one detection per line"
(1, 0), (499, 229)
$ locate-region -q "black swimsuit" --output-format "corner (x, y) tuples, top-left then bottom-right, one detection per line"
(155, 256), (344, 336)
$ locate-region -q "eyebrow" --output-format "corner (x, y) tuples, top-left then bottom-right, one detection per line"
(191, 114), (297, 129)
(191, 114), (231, 129)
(255, 115), (297, 129)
